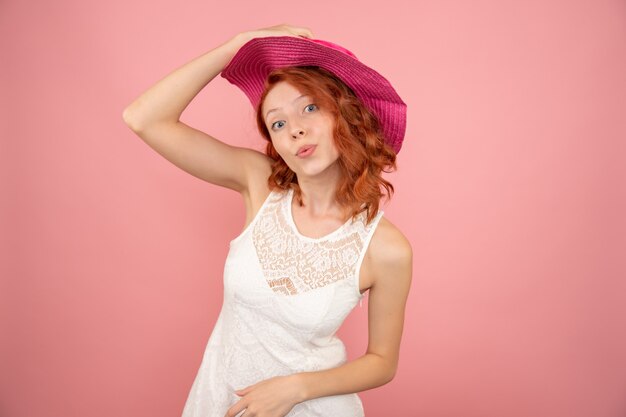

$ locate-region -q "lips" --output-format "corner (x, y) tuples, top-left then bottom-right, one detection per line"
(296, 144), (316, 156)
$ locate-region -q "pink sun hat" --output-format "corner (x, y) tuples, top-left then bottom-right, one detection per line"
(220, 35), (407, 154)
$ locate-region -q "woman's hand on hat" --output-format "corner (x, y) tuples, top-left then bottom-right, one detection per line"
(238, 24), (314, 43)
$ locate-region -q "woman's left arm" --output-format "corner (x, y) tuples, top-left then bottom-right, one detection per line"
(225, 225), (413, 417)
(296, 225), (413, 400)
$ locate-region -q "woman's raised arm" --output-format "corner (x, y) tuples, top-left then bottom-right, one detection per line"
(122, 25), (312, 193)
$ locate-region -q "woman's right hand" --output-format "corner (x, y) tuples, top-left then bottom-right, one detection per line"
(237, 24), (314, 44)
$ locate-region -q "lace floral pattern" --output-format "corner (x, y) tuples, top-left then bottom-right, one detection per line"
(252, 189), (373, 296)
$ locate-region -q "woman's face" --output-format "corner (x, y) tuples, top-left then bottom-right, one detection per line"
(262, 81), (340, 179)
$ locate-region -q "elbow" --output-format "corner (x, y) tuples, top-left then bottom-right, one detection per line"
(123, 111), (150, 133)
(122, 107), (141, 131)
(382, 357), (398, 384)
(378, 357), (397, 384)
(379, 355), (398, 383)
(369, 352), (398, 384)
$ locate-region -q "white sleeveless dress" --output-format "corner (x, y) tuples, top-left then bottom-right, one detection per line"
(181, 187), (384, 417)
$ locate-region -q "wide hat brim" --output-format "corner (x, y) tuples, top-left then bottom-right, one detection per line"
(221, 36), (407, 154)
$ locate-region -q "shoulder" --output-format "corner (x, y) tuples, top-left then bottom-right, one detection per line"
(367, 216), (413, 288)
(370, 216), (412, 264)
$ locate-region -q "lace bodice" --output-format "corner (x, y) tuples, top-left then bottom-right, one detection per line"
(253, 187), (379, 297)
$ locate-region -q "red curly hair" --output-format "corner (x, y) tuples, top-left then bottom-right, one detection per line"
(254, 66), (397, 226)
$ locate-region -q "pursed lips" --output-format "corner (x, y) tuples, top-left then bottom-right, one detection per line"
(296, 145), (316, 156)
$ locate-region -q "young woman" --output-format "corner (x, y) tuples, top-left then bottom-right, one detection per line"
(123, 24), (412, 417)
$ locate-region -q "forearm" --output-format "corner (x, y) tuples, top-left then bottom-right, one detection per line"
(295, 353), (395, 402)
(122, 32), (251, 129)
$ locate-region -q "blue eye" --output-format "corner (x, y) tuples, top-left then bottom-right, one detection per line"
(305, 103), (317, 112)
(271, 120), (285, 130)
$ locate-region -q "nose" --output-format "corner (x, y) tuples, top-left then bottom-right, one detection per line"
(290, 125), (306, 139)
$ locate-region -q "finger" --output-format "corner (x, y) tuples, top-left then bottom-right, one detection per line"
(235, 385), (252, 395)
(225, 401), (245, 417)
(284, 25), (312, 38)
(297, 27), (313, 38)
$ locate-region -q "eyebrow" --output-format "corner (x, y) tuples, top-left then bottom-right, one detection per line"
(264, 94), (308, 121)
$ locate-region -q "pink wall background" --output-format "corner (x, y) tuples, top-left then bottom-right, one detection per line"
(1, 0), (625, 416)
